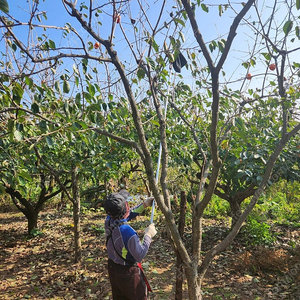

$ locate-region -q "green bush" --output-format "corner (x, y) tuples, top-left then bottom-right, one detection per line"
(250, 185), (300, 225)
(243, 216), (276, 246)
(203, 195), (230, 219)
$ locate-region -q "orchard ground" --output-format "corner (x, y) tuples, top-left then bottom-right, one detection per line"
(0, 209), (299, 300)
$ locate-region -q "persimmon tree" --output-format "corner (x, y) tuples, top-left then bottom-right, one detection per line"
(1, 1), (300, 299)
(0, 139), (67, 235)
(0, 78), (71, 234)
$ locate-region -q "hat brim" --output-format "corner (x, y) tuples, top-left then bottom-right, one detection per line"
(119, 189), (129, 200)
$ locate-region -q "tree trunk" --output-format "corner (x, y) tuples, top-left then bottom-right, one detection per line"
(175, 191), (187, 300)
(8, 193), (38, 235)
(185, 265), (202, 300)
(72, 165), (82, 263)
(229, 198), (241, 228)
(73, 200), (82, 262)
(27, 211), (38, 235)
(58, 190), (66, 210)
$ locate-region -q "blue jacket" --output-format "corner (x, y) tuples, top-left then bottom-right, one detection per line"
(105, 202), (152, 265)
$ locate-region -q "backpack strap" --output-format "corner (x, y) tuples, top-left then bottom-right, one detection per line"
(106, 220), (135, 265)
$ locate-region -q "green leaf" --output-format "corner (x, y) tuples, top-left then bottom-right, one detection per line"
(146, 57), (155, 69)
(293, 62), (300, 68)
(244, 169), (253, 177)
(179, 31), (185, 42)
(296, 26), (300, 39)
(218, 5), (223, 16)
(0, 184), (6, 194)
(262, 52), (271, 61)
(174, 18), (185, 26)
(283, 20), (293, 36)
(250, 58), (256, 67)
(39, 120), (48, 132)
(31, 102), (39, 113)
(209, 41), (217, 53)
(218, 40), (225, 53)
(169, 36), (176, 47)
(84, 92), (92, 102)
(137, 67), (146, 80)
(63, 102), (69, 116)
(49, 39), (56, 49)
(13, 83), (24, 104)
(25, 77), (33, 88)
(63, 80), (70, 93)
(236, 130), (248, 141)
(105, 162), (113, 169)
(46, 136), (53, 147)
(0, 0), (9, 13)
(14, 130), (22, 141)
(72, 64), (79, 75)
(78, 121), (88, 129)
(19, 171), (32, 182)
(150, 119), (160, 127)
(242, 62), (249, 69)
(18, 175), (26, 185)
(54, 81), (61, 93)
(152, 39), (159, 52)
(201, 3), (209, 12)
(296, 0), (300, 10)
(16, 123), (23, 132)
(88, 83), (95, 97)
(8, 119), (14, 132)
(75, 92), (81, 104)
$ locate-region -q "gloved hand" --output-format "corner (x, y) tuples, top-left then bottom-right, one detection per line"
(144, 196), (154, 207)
(144, 223), (157, 239)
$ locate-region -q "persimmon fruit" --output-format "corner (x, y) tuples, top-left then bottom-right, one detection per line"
(269, 63), (276, 71)
(246, 73), (252, 80)
(94, 42), (100, 49)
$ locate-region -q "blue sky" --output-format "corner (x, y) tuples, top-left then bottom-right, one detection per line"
(1, 1), (300, 95)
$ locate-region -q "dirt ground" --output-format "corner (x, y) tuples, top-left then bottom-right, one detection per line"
(0, 210), (299, 300)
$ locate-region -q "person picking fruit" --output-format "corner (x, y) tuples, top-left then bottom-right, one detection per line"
(104, 189), (156, 300)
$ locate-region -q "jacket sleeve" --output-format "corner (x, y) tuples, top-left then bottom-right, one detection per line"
(127, 202), (145, 222)
(126, 233), (152, 262)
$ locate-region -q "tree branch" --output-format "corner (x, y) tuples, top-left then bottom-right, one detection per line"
(89, 126), (145, 161)
(216, 0), (256, 73)
(33, 145), (73, 202)
(181, 0), (214, 71)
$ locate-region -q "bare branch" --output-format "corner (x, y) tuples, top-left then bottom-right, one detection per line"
(89, 126), (145, 161)
(181, 0), (214, 70)
(216, 0), (256, 73)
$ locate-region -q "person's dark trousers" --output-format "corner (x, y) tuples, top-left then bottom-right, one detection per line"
(107, 259), (148, 300)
